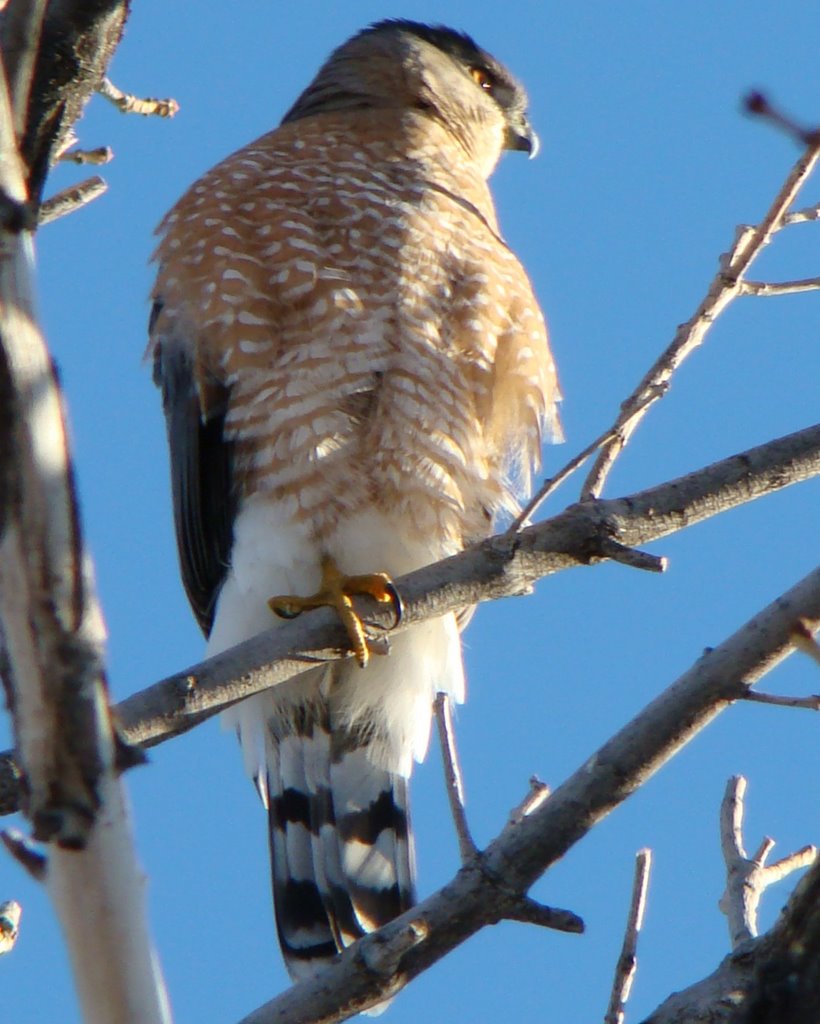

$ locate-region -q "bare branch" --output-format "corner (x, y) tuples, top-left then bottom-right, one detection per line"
(645, 857), (820, 1024)
(434, 693), (477, 862)
(581, 132), (820, 499)
(0, 49), (170, 1024)
(719, 776), (818, 948)
(58, 146), (113, 166)
(741, 689), (820, 710)
(763, 845), (817, 886)
(0, 899), (21, 955)
(98, 77), (179, 118)
(598, 538), (667, 574)
(509, 426), (616, 531)
(0, 0), (47, 136)
(604, 848), (652, 1024)
(783, 202), (820, 226)
(508, 777), (550, 824)
(0, 420), (813, 820)
(1, 829), (47, 881)
(501, 896), (583, 934)
(791, 616), (820, 667)
(39, 176), (107, 225)
(740, 276), (820, 297)
(236, 565), (820, 1022)
(743, 90), (820, 148)
(5, 1), (130, 206)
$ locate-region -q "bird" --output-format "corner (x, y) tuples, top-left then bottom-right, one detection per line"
(149, 18), (561, 987)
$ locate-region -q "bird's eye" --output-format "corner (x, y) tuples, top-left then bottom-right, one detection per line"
(469, 66), (494, 92)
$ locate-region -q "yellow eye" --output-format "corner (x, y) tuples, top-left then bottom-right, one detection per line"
(469, 67), (494, 91)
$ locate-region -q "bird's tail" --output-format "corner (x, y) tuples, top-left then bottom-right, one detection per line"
(265, 697), (416, 980)
(224, 614), (463, 1010)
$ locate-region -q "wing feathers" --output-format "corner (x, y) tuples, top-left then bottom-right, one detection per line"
(152, 333), (236, 636)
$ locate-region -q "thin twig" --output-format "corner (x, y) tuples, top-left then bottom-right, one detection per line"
(742, 690), (820, 710)
(783, 202), (820, 226)
(359, 920), (428, 978)
(762, 845), (818, 886)
(580, 125), (820, 500)
(604, 848), (652, 1024)
(743, 91), (820, 148)
(1, 829), (47, 881)
(791, 617), (820, 667)
(509, 427), (616, 532)
(434, 693), (477, 862)
(501, 895), (583, 934)
(0, 899), (21, 955)
(39, 176), (107, 226)
(98, 77), (179, 118)
(598, 538), (667, 574)
(58, 146), (113, 166)
(508, 777), (550, 824)
(718, 775), (818, 948)
(740, 277), (820, 297)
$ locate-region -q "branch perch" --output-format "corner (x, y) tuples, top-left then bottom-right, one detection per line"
(0, 421), (817, 816)
(235, 565), (820, 1021)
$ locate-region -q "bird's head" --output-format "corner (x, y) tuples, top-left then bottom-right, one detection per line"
(282, 19), (538, 178)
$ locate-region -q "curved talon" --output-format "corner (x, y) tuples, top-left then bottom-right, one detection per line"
(269, 599), (304, 620)
(383, 581), (403, 627)
(267, 557), (401, 668)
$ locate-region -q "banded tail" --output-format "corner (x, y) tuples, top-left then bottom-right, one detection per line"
(264, 683), (416, 979)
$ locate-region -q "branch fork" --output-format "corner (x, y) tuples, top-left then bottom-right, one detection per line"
(719, 775), (818, 948)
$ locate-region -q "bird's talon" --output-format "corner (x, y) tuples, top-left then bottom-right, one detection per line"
(268, 599), (304, 620)
(383, 581), (403, 627)
(267, 557), (401, 667)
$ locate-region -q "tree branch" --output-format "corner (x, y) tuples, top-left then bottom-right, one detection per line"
(0, 420), (816, 817)
(0, 17), (170, 1021)
(644, 805), (820, 1024)
(719, 776), (817, 948)
(605, 848), (652, 1024)
(39, 175), (107, 225)
(434, 693), (478, 862)
(0, 899), (21, 955)
(6, 0), (130, 206)
(233, 564), (820, 1021)
(97, 76), (179, 117)
(580, 129), (820, 499)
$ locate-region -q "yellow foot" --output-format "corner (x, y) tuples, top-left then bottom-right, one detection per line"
(268, 555), (403, 668)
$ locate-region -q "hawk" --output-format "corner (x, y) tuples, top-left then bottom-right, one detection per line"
(150, 19), (561, 984)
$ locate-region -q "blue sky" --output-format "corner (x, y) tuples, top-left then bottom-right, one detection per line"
(2, 3), (819, 1021)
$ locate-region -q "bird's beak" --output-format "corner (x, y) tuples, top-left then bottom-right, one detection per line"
(505, 115), (540, 159)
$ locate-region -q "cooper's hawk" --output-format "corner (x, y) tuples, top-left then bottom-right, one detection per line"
(150, 19), (561, 983)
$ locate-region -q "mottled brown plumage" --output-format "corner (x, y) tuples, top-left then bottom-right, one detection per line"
(150, 19), (560, 989)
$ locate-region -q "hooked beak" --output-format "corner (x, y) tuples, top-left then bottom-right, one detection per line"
(505, 114), (540, 159)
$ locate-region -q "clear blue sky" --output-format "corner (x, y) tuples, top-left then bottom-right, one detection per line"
(3, 3), (819, 1021)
